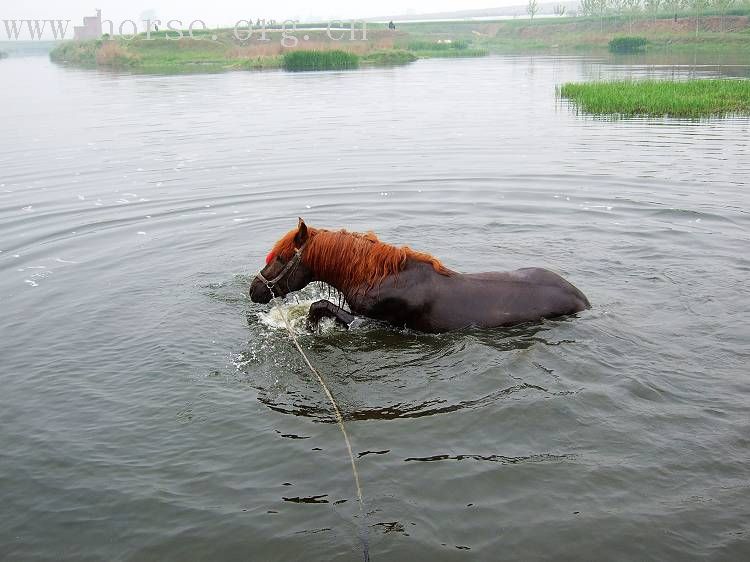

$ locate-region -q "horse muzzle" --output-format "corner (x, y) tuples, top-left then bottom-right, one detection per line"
(249, 278), (273, 304)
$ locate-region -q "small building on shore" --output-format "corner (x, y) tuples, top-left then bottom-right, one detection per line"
(74, 10), (102, 40)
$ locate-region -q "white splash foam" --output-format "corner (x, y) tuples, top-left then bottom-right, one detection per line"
(258, 298), (342, 335)
(258, 300), (315, 333)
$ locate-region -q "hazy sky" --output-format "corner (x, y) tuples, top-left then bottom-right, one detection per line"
(3, 1), (525, 26)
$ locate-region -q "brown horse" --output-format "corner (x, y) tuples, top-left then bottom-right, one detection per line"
(249, 219), (590, 333)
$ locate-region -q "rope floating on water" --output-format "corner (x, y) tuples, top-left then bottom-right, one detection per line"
(280, 309), (370, 562)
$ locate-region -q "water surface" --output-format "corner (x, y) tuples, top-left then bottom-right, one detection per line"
(1, 54), (749, 561)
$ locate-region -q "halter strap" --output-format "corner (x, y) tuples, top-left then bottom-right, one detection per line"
(256, 242), (307, 296)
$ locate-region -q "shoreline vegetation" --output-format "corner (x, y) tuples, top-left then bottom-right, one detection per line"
(49, 29), (471, 73)
(558, 80), (750, 117)
(282, 49), (360, 71)
(49, 8), (750, 74)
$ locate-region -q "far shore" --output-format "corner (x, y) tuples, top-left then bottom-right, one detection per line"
(49, 11), (750, 74)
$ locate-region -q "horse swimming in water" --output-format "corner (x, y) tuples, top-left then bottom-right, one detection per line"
(249, 219), (590, 333)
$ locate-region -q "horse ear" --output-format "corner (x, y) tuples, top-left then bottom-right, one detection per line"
(294, 217), (308, 247)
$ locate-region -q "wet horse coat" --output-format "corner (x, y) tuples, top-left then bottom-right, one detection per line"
(249, 220), (589, 333)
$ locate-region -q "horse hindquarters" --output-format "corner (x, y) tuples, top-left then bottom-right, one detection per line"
(428, 268), (589, 330)
(520, 267), (590, 313)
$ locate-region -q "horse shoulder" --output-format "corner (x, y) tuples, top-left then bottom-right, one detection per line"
(352, 262), (439, 327)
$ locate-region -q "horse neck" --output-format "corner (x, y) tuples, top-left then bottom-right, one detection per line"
(302, 248), (366, 307)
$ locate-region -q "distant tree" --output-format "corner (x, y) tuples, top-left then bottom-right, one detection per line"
(662, 0), (682, 20)
(624, 0), (642, 32)
(527, 0), (540, 20)
(595, 0), (610, 30)
(689, 0), (709, 35)
(644, 0), (662, 21)
(610, 0), (628, 15)
(579, 0), (597, 15)
(554, 4), (568, 15)
(713, 0), (735, 32)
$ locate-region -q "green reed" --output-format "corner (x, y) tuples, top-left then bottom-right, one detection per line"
(282, 50), (360, 71)
(558, 79), (750, 118)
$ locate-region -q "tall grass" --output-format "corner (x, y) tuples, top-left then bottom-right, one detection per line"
(558, 79), (750, 117)
(96, 41), (140, 66)
(282, 50), (359, 71)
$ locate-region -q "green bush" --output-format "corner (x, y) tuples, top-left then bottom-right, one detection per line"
(362, 50), (417, 66)
(608, 36), (648, 54)
(49, 40), (102, 65)
(282, 50), (359, 71)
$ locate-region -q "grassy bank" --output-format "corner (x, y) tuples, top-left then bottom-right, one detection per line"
(49, 11), (750, 73)
(49, 36), (283, 72)
(402, 38), (488, 58)
(49, 27), (484, 73)
(558, 79), (750, 117)
(395, 11), (750, 54)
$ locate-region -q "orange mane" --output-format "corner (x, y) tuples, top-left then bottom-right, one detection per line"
(270, 226), (452, 292)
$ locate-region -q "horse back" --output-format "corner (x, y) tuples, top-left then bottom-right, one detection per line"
(352, 263), (589, 333)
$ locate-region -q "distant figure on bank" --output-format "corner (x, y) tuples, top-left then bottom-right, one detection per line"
(388, 21), (396, 30)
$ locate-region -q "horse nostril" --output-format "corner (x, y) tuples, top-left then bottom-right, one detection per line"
(250, 281), (272, 304)
(249, 282), (261, 301)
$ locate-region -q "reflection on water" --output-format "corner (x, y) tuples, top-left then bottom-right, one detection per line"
(580, 51), (750, 80)
(1, 53), (749, 561)
(403, 452), (573, 463)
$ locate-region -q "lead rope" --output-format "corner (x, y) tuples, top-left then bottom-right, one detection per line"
(279, 309), (370, 562)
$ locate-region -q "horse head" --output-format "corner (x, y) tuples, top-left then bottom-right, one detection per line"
(249, 218), (314, 303)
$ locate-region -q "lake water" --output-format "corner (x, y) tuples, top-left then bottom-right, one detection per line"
(1, 54), (749, 561)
